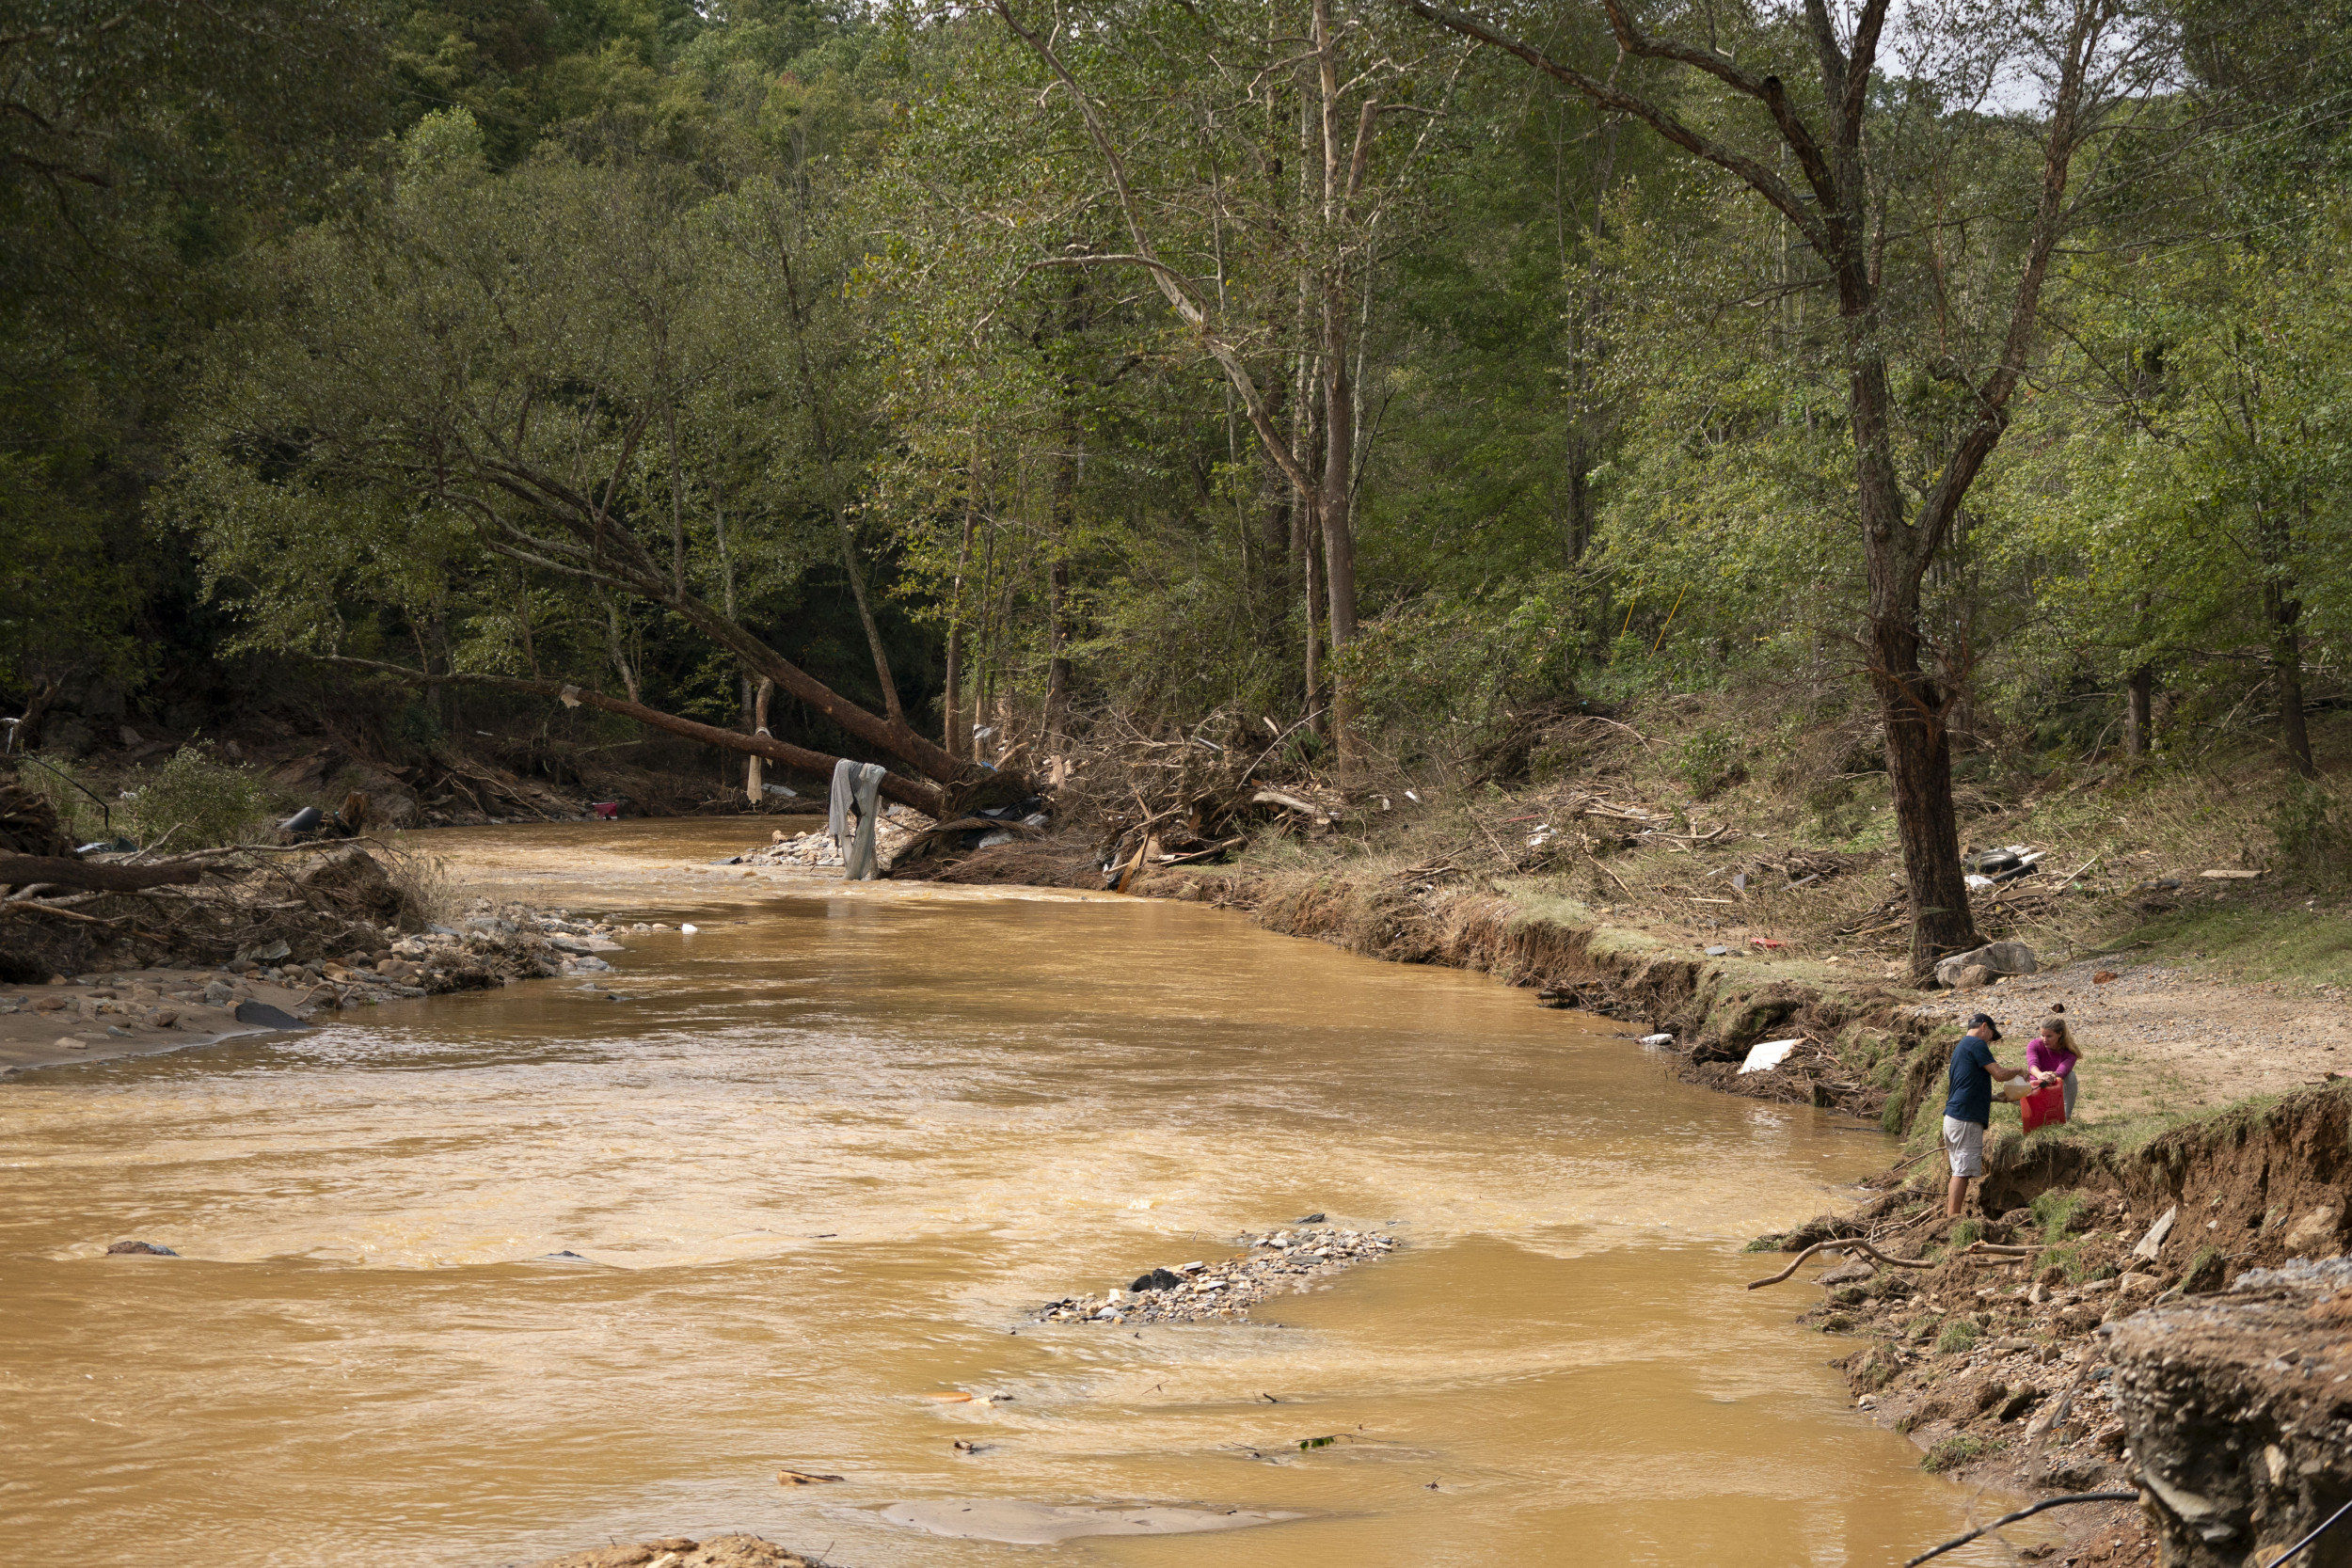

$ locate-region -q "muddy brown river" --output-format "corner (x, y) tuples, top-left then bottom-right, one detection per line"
(2, 822), (2041, 1565)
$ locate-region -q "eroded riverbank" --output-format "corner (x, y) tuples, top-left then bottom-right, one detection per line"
(3, 820), (2061, 1567)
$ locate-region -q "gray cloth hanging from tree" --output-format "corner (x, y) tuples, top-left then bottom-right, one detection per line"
(826, 757), (857, 842)
(828, 757), (889, 881)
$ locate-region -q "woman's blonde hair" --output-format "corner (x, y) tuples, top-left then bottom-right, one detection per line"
(2040, 1016), (2077, 1054)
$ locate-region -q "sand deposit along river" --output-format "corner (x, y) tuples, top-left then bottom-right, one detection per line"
(2, 823), (2032, 1566)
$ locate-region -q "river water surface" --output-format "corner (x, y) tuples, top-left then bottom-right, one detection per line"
(1, 822), (2031, 1565)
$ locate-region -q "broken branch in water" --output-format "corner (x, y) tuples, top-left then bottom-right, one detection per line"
(1746, 1237), (1936, 1290)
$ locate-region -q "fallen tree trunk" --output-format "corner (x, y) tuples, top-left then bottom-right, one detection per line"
(0, 855), (210, 892)
(320, 657), (946, 816)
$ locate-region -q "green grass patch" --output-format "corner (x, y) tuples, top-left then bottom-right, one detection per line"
(1921, 1434), (2004, 1473)
(1950, 1218), (1985, 1247)
(2029, 1190), (2090, 1243)
(1934, 1319), (1981, 1354)
(2107, 903), (2352, 988)
(2038, 1242), (2087, 1284)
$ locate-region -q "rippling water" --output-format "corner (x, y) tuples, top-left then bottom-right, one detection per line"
(0, 822), (2035, 1565)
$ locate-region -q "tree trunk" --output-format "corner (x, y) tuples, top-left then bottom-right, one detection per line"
(746, 676), (774, 801)
(944, 442), (979, 761)
(1301, 493), (1323, 728)
(1314, 0), (1361, 776)
(1045, 406), (1076, 754)
(1319, 273), (1360, 775)
(604, 601), (643, 705)
(1869, 594), (1979, 972)
(2124, 664), (2153, 756)
(2267, 580), (2314, 778)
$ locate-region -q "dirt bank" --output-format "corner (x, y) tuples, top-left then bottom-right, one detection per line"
(2106, 1258), (2352, 1567)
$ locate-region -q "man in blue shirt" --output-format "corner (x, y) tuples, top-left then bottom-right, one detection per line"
(1944, 1013), (2035, 1216)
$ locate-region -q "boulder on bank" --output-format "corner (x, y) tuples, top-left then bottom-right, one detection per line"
(1932, 940), (2037, 990)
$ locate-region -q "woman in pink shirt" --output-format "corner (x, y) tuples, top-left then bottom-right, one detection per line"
(2026, 1015), (2081, 1118)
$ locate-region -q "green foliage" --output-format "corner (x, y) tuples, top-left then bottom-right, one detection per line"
(1339, 578), (1582, 759)
(1949, 1218), (1985, 1248)
(1675, 727), (1747, 800)
(21, 755), (111, 843)
(1933, 1319), (1981, 1355)
(119, 745), (273, 850)
(2271, 779), (2352, 890)
(2039, 1243), (2087, 1284)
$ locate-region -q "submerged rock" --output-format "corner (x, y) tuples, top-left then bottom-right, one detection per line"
(104, 1241), (177, 1256)
(519, 1535), (820, 1568)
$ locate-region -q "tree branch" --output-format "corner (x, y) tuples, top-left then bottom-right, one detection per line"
(991, 0), (1323, 500)
(318, 657), (946, 816)
(1385, 0), (1832, 251)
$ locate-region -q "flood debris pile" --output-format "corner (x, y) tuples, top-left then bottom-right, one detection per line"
(1769, 1201), (2151, 1490)
(2106, 1258), (2352, 1568)
(516, 1533), (827, 1568)
(887, 713), (1350, 888)
(334, 898), (634, 1004)
(1034, 1225), (1400, 1325)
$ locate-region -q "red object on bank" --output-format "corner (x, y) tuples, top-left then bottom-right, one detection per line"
(591, 801), (620, 820)
(2022, 1081), (2067, 1132)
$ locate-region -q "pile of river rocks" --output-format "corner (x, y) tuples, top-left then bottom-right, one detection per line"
(723, 807), (936, 873)
(244, 898), (639, 1010)
(1035, 1224), (1401, 1325)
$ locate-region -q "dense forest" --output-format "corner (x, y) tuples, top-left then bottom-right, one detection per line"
(5, 0), (2348, 965)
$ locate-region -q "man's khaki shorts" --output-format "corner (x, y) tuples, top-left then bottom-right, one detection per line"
(1943, 1116), (1986, 1179)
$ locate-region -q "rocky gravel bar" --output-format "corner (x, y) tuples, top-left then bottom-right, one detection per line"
(1034, 1223), (1401, 1325)
(1, 889), (655, 1072)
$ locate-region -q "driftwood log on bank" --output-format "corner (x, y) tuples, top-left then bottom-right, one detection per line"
(0, 855), (211, 892)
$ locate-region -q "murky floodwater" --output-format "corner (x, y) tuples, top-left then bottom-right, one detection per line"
(1, 822), (2032, 1566)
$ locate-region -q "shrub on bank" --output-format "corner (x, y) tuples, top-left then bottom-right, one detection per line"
(1934, 1319), (1981, 1354)
(120, 744), (272, 849)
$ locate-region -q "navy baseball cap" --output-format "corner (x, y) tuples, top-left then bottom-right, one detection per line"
(1966, 1012), (2002, 1040)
